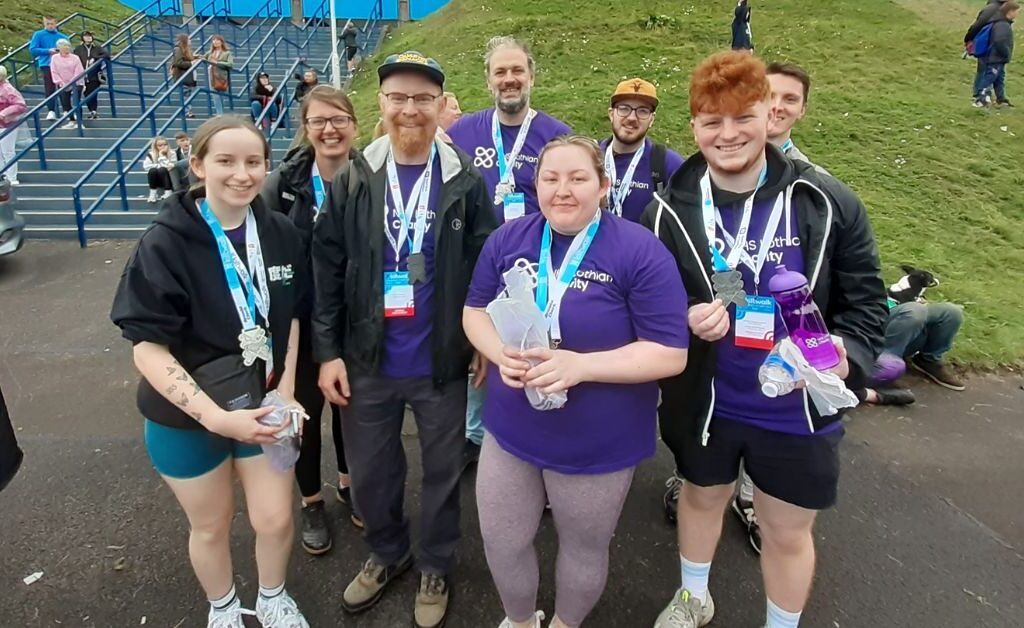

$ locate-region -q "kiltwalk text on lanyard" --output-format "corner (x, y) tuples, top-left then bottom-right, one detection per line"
(311, 162), (328, 218)
(382, 143), (436, 319)
(534, 209), (602, 346)
(603, 142), (645, 217)
(198, 201), (274, 379)
(492, 108), (537, 220)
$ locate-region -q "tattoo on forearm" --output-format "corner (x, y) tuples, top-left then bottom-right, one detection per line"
(165, 384), (178, 395)
(189, 411), (203, 423)
(177, 393), (190, 408)
(166, 366), (177, 376)
(191, 381), (201, 396)
(175, 371), (188, 382)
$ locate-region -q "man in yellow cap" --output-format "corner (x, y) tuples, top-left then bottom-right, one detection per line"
(600, 78), (685, 222)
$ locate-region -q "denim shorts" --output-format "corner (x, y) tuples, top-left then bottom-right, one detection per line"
(144, 419), (262, 479)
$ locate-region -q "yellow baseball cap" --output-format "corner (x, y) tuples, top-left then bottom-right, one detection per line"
(611, 78), (659, 109)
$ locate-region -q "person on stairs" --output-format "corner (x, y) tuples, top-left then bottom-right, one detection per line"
(0, 67), (28, 186)
(50, 39), (85, 130)
(73, 31), (109, 120)
(144, 136), (176, 203)
(28, 16), (68, 120)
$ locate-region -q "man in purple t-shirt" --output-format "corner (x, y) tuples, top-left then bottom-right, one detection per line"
(643, 52), (886, 628)
(598, 78), (684, 223)
(312, 51), (496, 628)
(446, 35), (572, 471)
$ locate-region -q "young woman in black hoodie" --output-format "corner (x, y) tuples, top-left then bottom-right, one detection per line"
(260, 85), (360, 555)
(111, 116), (311, 628)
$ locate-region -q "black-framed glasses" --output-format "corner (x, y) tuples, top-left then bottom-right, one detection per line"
(305, 115), (353, 130)
(382, 92), (442, 108)
(613, 104), (654, 120)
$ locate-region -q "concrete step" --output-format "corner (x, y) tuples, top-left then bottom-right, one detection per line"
(25, 224), (148, 240)
(19, 209), (159, 227)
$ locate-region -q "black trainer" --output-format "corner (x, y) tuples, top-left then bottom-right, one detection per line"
(300, 500), (333, 556)
(461, 439), (481, 473)
(731, 495), (762, 555)
(663, 473), (682, 524)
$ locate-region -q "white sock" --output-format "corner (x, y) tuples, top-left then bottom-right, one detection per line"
(680, 555), (711, 604)
(209, 585), (237, 610)
(259, 582), (285, 600)
(766, 598), (802, 628)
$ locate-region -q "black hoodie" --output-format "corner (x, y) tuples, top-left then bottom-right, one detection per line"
(640, 145), (887, 444)
(111, 189), (308, 429)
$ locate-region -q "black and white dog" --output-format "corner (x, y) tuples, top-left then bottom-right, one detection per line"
(888, 264), (939, 304)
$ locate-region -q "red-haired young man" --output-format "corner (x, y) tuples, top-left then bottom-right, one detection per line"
(642, 51), (887, 628)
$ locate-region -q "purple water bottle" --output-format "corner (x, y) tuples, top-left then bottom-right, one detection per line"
(768, 265), (841, 370)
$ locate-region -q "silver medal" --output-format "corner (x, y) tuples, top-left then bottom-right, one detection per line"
(239, 327), (270, 366)
(712, 270), (748, 308)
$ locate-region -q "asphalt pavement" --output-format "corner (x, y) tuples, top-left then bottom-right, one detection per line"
(0, 241), (1022, 627)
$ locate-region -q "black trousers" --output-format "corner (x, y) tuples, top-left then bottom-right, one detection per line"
(59, 86), (82, 121)
(293, 345), (348, 498)
(147, 167), (173, 191)
(42, 67), (57, 112)
(83, 79), (102, 112)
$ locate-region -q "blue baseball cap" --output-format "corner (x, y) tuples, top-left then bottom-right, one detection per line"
(377, 50), (445, 88)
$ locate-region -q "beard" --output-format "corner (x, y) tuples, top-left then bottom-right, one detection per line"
(495, 89), (530, 115)
(612, 124), (645, 147)
(390, 124), (434, 156)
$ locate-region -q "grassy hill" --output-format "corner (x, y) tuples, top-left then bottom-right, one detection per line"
(0, 1), (135, 57)
(348, 0), (1024, 367)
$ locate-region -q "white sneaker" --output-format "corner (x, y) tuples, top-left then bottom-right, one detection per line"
(61, 121), (78, 130)
(256, 590), (310, 628)
(147, 189), (159, 203)
(499, 611), (545, 628)
(207, 597), (255, 628)
(161, 190), (172, 199)
(45, 111), (57, 121)
(653, 589), (714, 628)
(8, 179), (18, 186)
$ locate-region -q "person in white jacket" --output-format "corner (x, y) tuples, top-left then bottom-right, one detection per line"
(143, 136), (176, 202)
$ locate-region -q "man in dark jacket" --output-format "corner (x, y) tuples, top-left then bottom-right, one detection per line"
(0, 383), (23, 493)
(967, 0), (1009, 98)
(312, 51), (496, 628)
(73, 31), (109, 119)
(341, 22), (360, 73)
(974, 1), (1019, 107)
(644, 51), (886, 628)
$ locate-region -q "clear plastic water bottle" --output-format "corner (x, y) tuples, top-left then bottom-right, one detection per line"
(759, 345), (800, 398)
(768, 265), (841, 370)
(258, 391), (302, 472)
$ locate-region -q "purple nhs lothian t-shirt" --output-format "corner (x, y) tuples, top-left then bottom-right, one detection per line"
(379, 160), (443, 379)
(598, 138), (684, 223)
(465, 211), (690, 473)
(447, 108), (572, 225)
(712, 185), (840, 435)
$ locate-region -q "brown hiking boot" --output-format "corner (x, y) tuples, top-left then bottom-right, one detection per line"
(341, 552), (413, 614)
(910, 356), (965, 391)
(413, 572), (450, 628)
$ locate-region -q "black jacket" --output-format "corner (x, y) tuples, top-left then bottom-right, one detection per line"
(73, 43), (109, 80)
(640, 145), (887, 443)
(987, 18), (1015, 64)
(311, 136), (497, 384)
(0, 383), (23, 493)
(250, 80), (283, 106)
(294, 77), (317, 102)
(111, 189), (309, 429)
(965, 0), (1006, 43)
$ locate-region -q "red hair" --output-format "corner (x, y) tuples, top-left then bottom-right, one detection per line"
(689, 51), (770, 117)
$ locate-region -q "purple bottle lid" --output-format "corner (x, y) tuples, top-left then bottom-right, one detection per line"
(768, 264), (808, 294)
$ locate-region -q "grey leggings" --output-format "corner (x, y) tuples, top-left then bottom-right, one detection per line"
(476, 436), (634, 627)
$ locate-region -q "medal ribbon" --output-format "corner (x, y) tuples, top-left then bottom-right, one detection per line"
(491, 108), (537, 190)
(383, 142), (437, 267)
(603, 141), (646, 217)
(535, 209), (602, 344)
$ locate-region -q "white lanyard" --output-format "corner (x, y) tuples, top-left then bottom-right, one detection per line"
(492, 108), (537, 188)
(311, 162), (327, 217)
(383, 143), (436, 266)
(699, 166), (783, 288)
(536, 209), (602, 344)
(603, 142), (645, 216)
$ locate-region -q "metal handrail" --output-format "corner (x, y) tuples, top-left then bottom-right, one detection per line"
(256, 58), (304, 167)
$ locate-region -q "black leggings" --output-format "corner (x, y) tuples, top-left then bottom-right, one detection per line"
(147, 167), (173, 191)
(59, 86), (82, 120)
(294, 347), (348, 499)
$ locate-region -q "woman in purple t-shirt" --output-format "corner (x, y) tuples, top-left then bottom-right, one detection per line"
(463, 136), (690, 628)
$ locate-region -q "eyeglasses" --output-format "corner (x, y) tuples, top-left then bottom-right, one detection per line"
(305, 115), (353, 130)
(382, 92), (442, 108)
(613, 104), (654, 120)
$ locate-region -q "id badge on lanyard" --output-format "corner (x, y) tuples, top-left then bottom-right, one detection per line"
(384, 271), (415, 318)
(492, 109), (536, 220)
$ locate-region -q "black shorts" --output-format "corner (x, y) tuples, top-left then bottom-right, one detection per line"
(678, 417), (843, 510)
(345, 46), (358, 61)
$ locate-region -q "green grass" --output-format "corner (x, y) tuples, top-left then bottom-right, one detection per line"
(348, 0), (1024, 367)
(0, 1), (136, 61)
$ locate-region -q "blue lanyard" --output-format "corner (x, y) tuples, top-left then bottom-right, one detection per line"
(311, 163), (327, 217)
(197, 201), (257, 328)
(535, 211), (602, 314)
(491, 109), (536, 184)
(780, 139), (794, 153)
